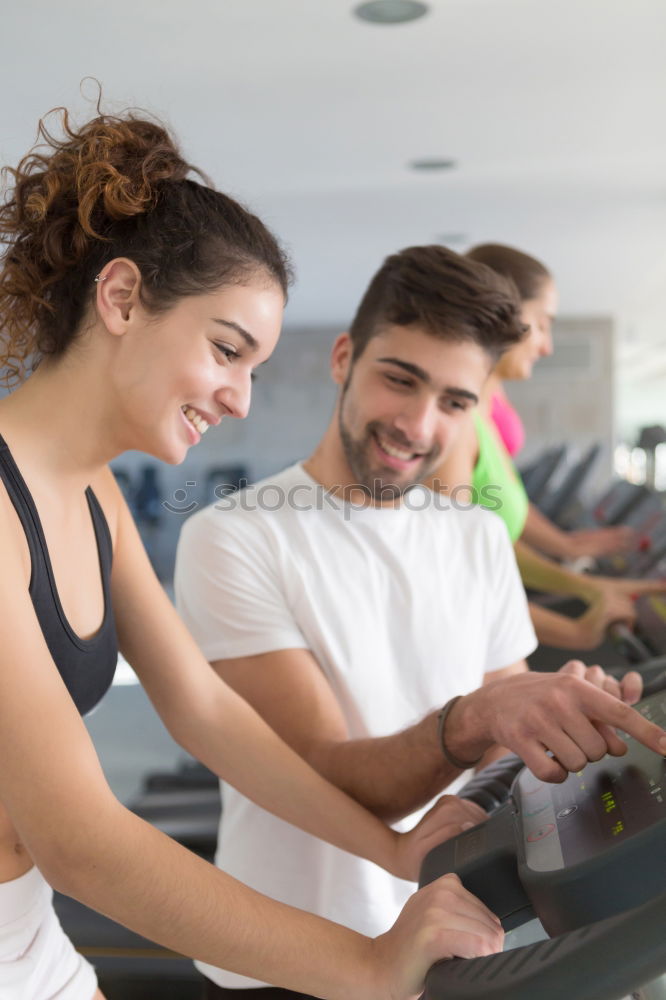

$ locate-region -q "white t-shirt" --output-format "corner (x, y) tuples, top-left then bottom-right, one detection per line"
(175, 463), (536, 990)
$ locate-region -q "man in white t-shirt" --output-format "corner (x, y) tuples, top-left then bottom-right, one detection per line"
(175, 246), (646, 999)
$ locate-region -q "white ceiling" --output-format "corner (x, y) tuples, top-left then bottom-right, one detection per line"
(2, 0), (666, 332)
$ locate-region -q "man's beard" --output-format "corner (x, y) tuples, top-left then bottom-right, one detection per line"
(338, 384), (440, 502)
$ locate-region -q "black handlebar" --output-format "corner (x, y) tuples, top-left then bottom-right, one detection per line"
(456, 754), (524, 812)
(424, 889), (666, 1000)
(607, 621), (654, 664)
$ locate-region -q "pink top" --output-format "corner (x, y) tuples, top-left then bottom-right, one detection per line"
(490, 392), (525, 458)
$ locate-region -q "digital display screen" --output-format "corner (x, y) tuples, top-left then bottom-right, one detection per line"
(518, 689), (666, 870)
(598, 777), (626, 839)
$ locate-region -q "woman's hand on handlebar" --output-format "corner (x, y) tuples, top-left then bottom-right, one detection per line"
(566, 525), (636, 559)
(594, 575), (666, 602)
(392, 795), (487, 882)
(573, 590), (637, 649)
(371, 873), (504, 1000)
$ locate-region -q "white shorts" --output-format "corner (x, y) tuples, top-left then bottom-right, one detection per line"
(0, 866), (98, 1000)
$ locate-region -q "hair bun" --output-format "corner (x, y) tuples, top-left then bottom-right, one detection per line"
(0, 108), (193, 382)
(66, 114), (193, 234)
(1, 102), (289, 388)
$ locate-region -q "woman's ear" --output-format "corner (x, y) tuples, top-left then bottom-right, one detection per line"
(95, 258), (142, 335)
(331, 332), (353, 386)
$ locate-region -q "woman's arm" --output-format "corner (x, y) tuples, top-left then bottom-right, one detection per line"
(101, 469), (471, 881)
(514, 538), (666, 608)
(521, 502), (581, 559)
(0, 484), (502, 1000)
(516, 541), (656, 649)
(521, 503), (635, 561)
(515, 538), (598, 600)
(527, 596), (628, 650)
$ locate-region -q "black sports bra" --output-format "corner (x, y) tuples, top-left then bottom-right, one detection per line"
(0, 435), (118, 715)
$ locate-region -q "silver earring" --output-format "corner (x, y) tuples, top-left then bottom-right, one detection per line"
(94, 274), (107, 283)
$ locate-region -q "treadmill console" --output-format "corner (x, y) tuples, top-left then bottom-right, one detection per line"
(419, 687), (666, 999)
(515, 688), (665, 935)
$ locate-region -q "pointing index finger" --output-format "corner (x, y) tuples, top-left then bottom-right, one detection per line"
(585, 686), (666, 756)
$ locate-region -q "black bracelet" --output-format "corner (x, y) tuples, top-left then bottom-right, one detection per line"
(437, 696), (483, 770)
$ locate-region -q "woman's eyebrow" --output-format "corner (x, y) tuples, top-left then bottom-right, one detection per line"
(212, 318), (259, 351)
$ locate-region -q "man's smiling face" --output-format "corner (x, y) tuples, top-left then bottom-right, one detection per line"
(333, 324), (492, 502)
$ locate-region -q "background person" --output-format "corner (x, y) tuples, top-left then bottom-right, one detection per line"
(428, 243), (665, 650)
(468, 243), (633, 558)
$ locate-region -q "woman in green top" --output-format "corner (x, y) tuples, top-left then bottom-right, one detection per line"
(429, 244), (665, 651)
(471, 410), (529, 543)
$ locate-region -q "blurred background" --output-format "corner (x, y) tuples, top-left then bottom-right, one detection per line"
(2, 6), (666, 992)
(3, 0), (666, 586)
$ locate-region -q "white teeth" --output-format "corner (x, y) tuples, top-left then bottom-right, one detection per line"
(181, 405), (209, 435)
(377, 435), (415, 461)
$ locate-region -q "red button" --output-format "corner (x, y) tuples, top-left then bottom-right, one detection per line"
(527, 824), (556, 842)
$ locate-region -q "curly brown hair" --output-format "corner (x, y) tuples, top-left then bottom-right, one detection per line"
(0, 106), (292, 386)
(349, 245), (526, 364)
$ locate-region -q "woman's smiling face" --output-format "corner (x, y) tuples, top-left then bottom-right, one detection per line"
(110, 276), (285, 464)
(495, 277), (558, 381)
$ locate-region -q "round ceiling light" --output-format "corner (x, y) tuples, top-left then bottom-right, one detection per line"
(410, 158), (457, 171)
(354, 1), (429, 25)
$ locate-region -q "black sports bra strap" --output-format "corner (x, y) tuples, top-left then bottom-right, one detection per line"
(85, 486), (114, 590)
(0, 433), (118, 715)
(0, 435), (44, 583)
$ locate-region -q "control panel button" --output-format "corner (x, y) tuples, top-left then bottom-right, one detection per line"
(527, 823), (556, 842)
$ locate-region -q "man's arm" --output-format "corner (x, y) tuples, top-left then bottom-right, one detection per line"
(212, 648), (482, 824)
(442, 661), (661, 783)
(475, 661), (528, 769)
(212, 648), (657, 824)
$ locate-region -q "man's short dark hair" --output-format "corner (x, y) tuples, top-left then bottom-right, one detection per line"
(349, 245), (526, 363)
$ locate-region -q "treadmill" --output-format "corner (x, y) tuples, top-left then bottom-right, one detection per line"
(520, 445), (568, 505)
(630, 556), (666, 659)
(567, 479), (655, 532)
(537, 443), (601, 526)
(419, 678), (666, 1000)
(593, 491), (666, 579)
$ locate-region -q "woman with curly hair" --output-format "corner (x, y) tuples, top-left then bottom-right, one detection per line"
(0, 105), (501, 999)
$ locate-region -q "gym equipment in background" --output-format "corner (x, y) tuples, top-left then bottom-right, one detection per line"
(591, 490), (666, 579)
(537, 442), (601, 525)
(563, 479), (655, 532)
(519, 444), (568, 505)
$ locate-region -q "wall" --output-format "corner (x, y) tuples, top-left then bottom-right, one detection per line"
(615, 255), (666, 444)
(503, 315), (616, 493)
